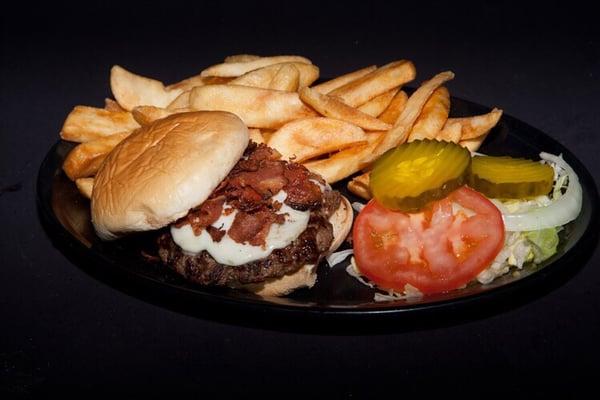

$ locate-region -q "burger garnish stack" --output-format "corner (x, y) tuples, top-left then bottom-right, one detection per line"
(91, 111), (352, 297)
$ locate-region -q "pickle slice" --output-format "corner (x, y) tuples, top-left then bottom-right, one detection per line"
(369, 139), (471, 212)
(469, 155), (554, 198)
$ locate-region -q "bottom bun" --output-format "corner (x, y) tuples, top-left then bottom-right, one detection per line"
(242, 196), (353, 297)
(243, 264), (318, 297)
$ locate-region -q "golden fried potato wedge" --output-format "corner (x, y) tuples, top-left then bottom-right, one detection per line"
(459, 134), (488, 153)
(166, 75), (233, 92)
(60, 106), (140, 143)
(62, 131), (131, 180)
(270, 64), (300, 91)
(224, 54), (261, 63)
(329, 60), (416, 107)
(202, 76), (234, 85)
(453, 110), (502, 153)
(261, 129), (276, 143)
(436, 122), (462, 143)
(75, 177), (94, 199)
(200, 55), (312, 78)
(367, 71), (455, 163)
(165, 75), (206, 91)
(298, 87), (391, 131)
(277, 62), (318, 88)
(347, 172), (372, 200)
(131, 106), (194, 126)
(303, 132), (384, 183)
(110, 65), (183, 110)
(268, 117), (368, 162)
(248, 128), (265, 144)
(378, 90), (408, 125)
(312, 65), (377, 94)
(104, 98), (125, 112)
(229, 65), (278, 89)
(229, 62), (318, 89)
(189, 84), (316, 129)
(166, 90), (191, 109)
(441, 108), (503, 140)
(357, 88), (398, 117)
(408, 86), (450, 141)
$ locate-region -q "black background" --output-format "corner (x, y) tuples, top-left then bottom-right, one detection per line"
(1, 0), (599, 397)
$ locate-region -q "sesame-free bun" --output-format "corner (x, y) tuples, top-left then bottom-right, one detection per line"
(91, 111), (249, 240)
(243, 196), (353, 297)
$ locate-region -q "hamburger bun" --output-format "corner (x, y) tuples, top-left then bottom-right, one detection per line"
(91, 111), (249, 240)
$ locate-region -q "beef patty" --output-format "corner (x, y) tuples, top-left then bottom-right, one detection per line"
(158, 211), (335, 287)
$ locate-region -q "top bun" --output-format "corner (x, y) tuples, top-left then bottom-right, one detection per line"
(91, 111), (249, 240)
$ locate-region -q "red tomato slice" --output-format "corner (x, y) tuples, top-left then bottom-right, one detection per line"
(353, 186), (505, 295)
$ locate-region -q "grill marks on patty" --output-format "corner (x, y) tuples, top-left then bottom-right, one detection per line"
(173, 142), (327, 248)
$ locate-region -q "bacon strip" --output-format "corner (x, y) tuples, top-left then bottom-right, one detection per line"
(206, 226), (226, 242)
(228, 211), (286, 247)
(283, 163), (323, 210)
(177, 143), (326, 247)
(174, 196), (226, 235)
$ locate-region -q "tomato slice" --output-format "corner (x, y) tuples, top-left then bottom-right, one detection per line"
(352, 186), (505, 294)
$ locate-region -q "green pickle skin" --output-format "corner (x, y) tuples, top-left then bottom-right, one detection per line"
(369, 139), (472, 212)
(469, 156), (554, 199)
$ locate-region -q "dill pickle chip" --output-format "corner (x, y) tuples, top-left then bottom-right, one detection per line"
(469, 155), (554, 198)
(369, 139), (471, 211)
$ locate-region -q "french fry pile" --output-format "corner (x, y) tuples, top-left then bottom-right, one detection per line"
(59, 54), (502, 201)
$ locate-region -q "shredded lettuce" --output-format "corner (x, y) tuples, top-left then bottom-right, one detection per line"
(477, 227), (560, 284)
(553, 173), (569, 200)
(346, 257), (375, 288)
(523, 228), (560, 263)
(346, 258), (423, 301)
(498, 195), (552, 214)
(374, 285), (423, 302)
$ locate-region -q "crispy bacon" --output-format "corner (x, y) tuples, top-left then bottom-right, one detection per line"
(215, 143), (324, 212)
(174, 196), (226, 235)
(226, 161), (287, 198)
(235, 143), (281, 171)
(177, 143), (327, 247)
(285, 179), (323, 210)
(282, 163), (323, 210)
(228, 211), (286, 247)
(206, 226), (226, 242)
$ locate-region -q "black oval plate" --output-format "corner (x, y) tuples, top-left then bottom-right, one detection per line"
(37, 96), (599, 328)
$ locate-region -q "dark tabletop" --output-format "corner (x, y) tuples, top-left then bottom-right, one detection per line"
(1, 1), (599, 397)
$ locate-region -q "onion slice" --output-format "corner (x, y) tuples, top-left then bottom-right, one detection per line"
(326, 249), (354, 267)
(500, 152), (582, 231)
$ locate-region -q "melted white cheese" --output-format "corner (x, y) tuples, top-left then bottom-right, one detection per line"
(170, 191), (310, 266)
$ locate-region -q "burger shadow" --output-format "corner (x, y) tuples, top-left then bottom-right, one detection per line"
(38, 200), (596, 335)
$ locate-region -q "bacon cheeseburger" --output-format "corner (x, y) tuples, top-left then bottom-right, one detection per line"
(91, 111), (352, 296)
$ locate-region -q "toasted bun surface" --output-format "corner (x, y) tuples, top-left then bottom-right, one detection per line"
(244, 196), (353, 297)
(91, 111), (248, 240)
